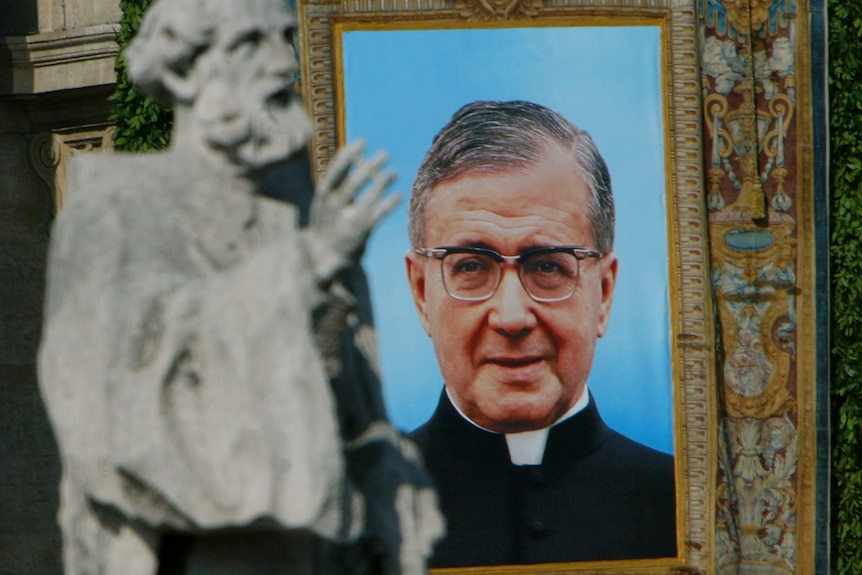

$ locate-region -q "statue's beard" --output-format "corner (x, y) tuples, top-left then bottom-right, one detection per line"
(193, 78), (312, 173)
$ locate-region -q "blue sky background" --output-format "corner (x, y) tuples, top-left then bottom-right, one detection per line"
(340, 25), (674, 454)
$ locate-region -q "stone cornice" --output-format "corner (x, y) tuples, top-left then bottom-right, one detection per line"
(0, 24), (119, 95)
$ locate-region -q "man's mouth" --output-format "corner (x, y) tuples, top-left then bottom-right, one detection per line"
(486, 356), (543, 368)
(266, 85), (294, 109)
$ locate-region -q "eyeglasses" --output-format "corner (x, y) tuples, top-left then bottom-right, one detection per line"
(415, 246), (603, 303)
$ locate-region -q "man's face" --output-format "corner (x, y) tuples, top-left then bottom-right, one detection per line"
(406, 144), (618, 433)
(191, 0), (310, 170)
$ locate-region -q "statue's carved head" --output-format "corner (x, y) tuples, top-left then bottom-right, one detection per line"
(126, 0), (312, 172)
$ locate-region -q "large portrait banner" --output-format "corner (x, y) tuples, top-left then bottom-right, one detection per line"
(300, 1), (713, 573)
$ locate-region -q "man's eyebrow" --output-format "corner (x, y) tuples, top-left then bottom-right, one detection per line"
(446, 240), (495, 250)
(446, 241), (563, 253)
(519, 243), (561, 253)
(225, 21), (295, 50)
(226, 27), (263, 50)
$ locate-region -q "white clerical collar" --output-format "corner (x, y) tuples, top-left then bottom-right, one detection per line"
(446, 387), (590, 465)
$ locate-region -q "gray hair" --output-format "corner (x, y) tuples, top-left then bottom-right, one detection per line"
(124, 0), (223, 104)
(408, 100), (615, 254)
(125, 0), (295, 105)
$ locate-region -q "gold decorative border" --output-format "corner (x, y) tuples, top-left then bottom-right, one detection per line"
(298, 1), (713, 573)
(784, 2), (818, 572)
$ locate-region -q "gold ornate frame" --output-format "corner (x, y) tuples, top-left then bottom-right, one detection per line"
(298, 1), (714, 573)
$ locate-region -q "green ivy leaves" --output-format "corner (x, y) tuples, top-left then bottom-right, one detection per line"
(109, 0), (172, 152)
(831, 0), (862, 573)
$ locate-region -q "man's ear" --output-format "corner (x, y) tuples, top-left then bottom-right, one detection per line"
(405, 250), (431, 336)
(596, 252), (618, 338)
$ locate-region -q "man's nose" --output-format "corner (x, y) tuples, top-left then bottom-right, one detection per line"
(487, 268), (537, 335)
(265, 33), (299, 76)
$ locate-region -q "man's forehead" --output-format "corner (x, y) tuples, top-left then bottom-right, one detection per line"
(438, 145), (585, 189)
(218, 0), (296, 38)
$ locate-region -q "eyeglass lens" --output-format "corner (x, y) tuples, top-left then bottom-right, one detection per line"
(441, 251), (580, 301)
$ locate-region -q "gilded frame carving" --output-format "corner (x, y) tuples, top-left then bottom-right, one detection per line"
(298, 1), (714, 573)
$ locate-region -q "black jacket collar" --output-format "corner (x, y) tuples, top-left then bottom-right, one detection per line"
(419, 390), (611, 467)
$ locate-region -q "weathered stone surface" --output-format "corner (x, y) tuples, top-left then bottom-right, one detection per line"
(41, 150), (360, 573)
(0, 364), (62, 575)
(0, 68), (114, 575)
(0, 0), (121, 35)
(37, 0), (443, 573)
(0, 26), (120, 95)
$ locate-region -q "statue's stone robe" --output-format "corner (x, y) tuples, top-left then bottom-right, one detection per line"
(38, 151), (361, 562)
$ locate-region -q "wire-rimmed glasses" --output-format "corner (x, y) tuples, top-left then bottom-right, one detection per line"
(415, 245), (603, 303)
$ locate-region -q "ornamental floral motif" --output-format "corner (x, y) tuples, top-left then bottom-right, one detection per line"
(702, 0), (801, 572)
(717, 416), (798, 573)
(703, 0), (795, 38)
(455, 0), (543, 21)
(701, 35), (796, 216)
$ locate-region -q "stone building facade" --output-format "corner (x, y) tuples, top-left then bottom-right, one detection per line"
(1, 1), (120, 572)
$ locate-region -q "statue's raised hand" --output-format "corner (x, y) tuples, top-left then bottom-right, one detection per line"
(308, 139), (399, 284)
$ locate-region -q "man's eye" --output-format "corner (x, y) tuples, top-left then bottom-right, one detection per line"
(231, 30), (264, 52)
(450, 257), (490, 275)
(537, 261), (564, 274)
(284, 28), (295, 47)
(456, 260), (484, 273)
(527, 256), (574, 277)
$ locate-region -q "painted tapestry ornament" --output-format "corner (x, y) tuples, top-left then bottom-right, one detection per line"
(701, 1), (801, 572)
(37, 0), (443, 573)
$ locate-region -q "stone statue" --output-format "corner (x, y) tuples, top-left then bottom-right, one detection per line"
(36, 0), (444, 573)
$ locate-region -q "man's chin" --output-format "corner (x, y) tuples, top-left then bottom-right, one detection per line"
(484, 418), (552, 434)
(473, 401), (562, 434)
(215, 94), (313, 173)
(469, 379), (568, 428)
